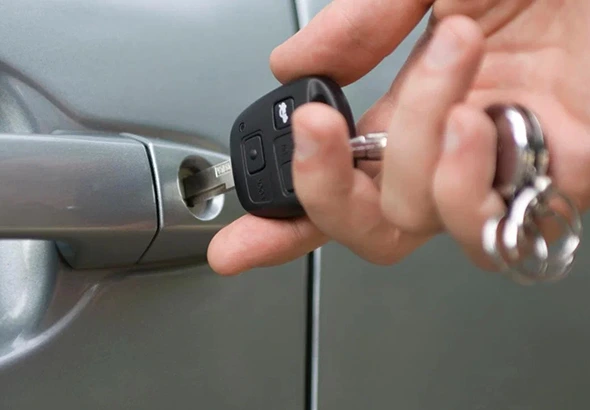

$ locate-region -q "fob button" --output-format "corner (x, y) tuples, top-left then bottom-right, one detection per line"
(242, 135), (265, 174)
(280, 162), (294, 193)
(246, 173), (273, 204)
(273, 134), (294, 165)
(274, 98), (294, 130)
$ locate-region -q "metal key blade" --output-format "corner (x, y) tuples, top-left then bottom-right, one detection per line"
(351, 133), (387, 160)
(183, 159), (235, 205)
(182, 133), (388, 207)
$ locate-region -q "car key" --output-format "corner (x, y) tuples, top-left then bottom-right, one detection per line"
(182, 76), (383, 219)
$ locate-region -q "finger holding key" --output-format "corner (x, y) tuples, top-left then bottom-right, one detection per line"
(270, 0), (430, 86)
(380, 15), (485, 234)
(433, 104), (506, 270)
(291, 102), (428, 265)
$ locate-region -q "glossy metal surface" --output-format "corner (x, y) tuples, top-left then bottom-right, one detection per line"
(481, 106), (581, 283)
(0, 0), (288, 142)
(486, 104), (549, 200)
(125, 133), (229, 266)
(0, 261), (308, 410)
(350, 133), (388, 161)
(0, 240), (57, 351)
(0, 130), (234, 269)
(0, 132), (157, 269)
(182, 159), (235, 206)
(0, 1), (307, 409)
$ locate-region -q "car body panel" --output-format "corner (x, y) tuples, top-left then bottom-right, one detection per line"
(299, 1), (590, 409)
(0, 1), (308, 409)
(3, 0), (590, 408)
(0, 0), (292, 142)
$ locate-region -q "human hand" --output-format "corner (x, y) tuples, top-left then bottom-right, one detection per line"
(207, 11), (482, 274)
(208, 0), (590, 276)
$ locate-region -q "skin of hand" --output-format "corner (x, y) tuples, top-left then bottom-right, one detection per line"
(208, 0), (590, 276)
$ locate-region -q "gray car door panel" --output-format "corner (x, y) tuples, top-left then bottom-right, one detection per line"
(299, 1), (590, 409)
(0, 0), (291, 141)
(0, 1), (308, 409)
(5, 0), (588, 409)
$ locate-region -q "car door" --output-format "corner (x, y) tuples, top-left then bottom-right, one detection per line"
(0, 1), (310, 409)
(298, 1), (590, 410)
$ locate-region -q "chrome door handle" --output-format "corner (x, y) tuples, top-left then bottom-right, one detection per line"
(0, 131), (228, 269)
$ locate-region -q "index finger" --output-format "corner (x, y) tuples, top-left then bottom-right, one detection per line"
(270, 0), (432, 85)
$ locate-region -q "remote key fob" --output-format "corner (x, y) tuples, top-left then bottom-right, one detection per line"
(229, 76), (356, 219)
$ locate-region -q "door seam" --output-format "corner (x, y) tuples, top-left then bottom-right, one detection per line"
(291, 2), (321, 409)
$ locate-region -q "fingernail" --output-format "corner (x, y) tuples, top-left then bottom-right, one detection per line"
(424, 25), (465, 69)
(294, 132), (319, 161)
(443, 119), (461, 153)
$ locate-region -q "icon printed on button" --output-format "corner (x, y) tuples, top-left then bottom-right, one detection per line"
(274, 98), (294, 130)
(278, 102), (289, 124)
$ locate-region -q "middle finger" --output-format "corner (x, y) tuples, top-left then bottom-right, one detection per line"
(380, 15), (485, 234)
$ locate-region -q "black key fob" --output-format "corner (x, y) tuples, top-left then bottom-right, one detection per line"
(230, 76), (356, 219)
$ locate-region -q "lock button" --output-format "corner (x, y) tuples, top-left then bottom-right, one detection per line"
(242, 135), (265, 174)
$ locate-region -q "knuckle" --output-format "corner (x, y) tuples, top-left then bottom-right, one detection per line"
(380, 192), (439, 234)
(298, 184), (351, 215)
(287, 218), (308, 245)
(355, 230), (407, 266)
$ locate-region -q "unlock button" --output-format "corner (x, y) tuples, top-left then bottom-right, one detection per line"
(242, 135), (266, 174)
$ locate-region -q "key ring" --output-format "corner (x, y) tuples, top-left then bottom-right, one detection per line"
(483, 214), (550, 285)
(480, 104), (584, 284)
(348, 105), (582, 284)
(502, 176), (581, 277)
(501, 186), (543, 262)
(533, 176), (583, 265)
(487, 176), (581, 283)
(508, 179), (580, 265)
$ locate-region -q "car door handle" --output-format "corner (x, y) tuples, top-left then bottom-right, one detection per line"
(0, 131), (229, 269)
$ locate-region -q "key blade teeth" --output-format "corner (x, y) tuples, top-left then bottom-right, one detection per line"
(182, 159), (235, 205)
(185, 184), (228, 206)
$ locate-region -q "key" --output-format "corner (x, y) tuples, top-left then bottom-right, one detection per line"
(183, 76), (382, 219)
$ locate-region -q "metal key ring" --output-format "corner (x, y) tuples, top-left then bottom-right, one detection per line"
(483, 214), (549, 284)
(533, 176), (583, 264)
(506, 177), (582, 265)
(501, 186), (543, 262)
